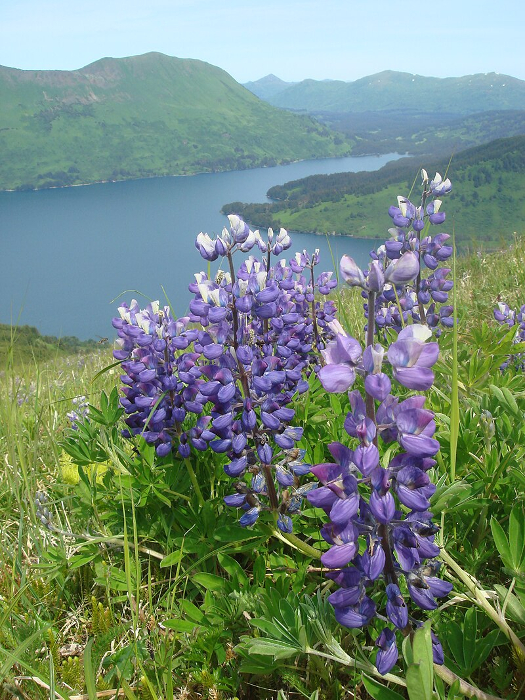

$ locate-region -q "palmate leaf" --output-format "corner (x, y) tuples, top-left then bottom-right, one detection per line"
(244, 638), (301, 660)
(237, 590), (341, 671)
(495, 584), (525, 625)
(491, 505), (525, 575)
(443, 608), (504, 677)
(509, 505), (525, 569)
(362, 674), (406, 700)
(402, 622), (433, 700)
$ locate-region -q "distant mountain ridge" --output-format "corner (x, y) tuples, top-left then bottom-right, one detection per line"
(242, 74), (296, 100)
(244, 70), (525, 114)
(0, 52), (352, 190)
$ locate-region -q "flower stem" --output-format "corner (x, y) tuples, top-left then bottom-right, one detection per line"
(184, 457), (205, 507)
(365, 290), (378, 443)
(440, 547), (525, 657)
(310, 265), (321, 351)
(434, 663), (507, 700)
(271, 528), (322, 559)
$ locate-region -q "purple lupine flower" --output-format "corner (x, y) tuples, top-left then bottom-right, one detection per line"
(334, 596), (376, 628)
(386, 583), (408, 629)
(367, 172), (454, 337)
(426, 200), (446, 226)
(375, 628), (399, 675)
(340, 255), (367, 288)
(387, 324), (439, 391)
(318, 329), (362, 393)
(430, 172), (452, 197)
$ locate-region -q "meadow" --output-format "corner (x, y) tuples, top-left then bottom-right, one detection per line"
(1, 181), (525, 700)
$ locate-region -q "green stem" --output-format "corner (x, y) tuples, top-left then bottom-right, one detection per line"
(272, 528), (322, 559)
(184, 457), (205, 507)
(433, 663), (507, 700)
(308, 642), (507, 700)
(440, 547), (525, 658)
(305, 647), (407, 688)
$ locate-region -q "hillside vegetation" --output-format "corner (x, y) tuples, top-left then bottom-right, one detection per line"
(0, 52), (352, 191)
(260, 70), (525, 114)
(222, 135), (525, 249)
(0, 323), (101, 365)
(316, 109), (525, 157)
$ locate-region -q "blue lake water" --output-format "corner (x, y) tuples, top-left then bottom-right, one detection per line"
(0, 153), (402, 340)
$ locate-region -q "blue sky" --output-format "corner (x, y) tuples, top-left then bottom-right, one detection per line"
(1, 0), (524, 82)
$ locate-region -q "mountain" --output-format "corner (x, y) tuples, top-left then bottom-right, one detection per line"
(222, 135), (525, 249)
(243, 74), (296, 100)
(265, 70), (525, 114)
(0, 53), (352, 191)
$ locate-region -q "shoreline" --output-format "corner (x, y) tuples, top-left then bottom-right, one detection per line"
(0, 151), (401, 193)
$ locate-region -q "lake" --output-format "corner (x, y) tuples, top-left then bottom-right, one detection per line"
(0, 154), (402, 340)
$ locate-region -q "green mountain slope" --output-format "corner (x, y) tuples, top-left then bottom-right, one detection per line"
(222, 136), (525, 249)
(266, 71), (525, 114)
(0, 52), (352, 190)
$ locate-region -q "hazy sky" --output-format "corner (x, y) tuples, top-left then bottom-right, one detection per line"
(1, 0), (524, 83)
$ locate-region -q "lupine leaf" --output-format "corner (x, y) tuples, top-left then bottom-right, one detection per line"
(470, 629), (501, 672)
(509, 505), (525, 569)
(406, 664), (428, 700)
(412, 623), (433, 700)
(501, 387), (520, 418)
(444, 621), (465, 669)
(462, 608), (477, 671)
(362, 674), (406, 700)
(192, 572), (229, 592)
(404, 622), (433, 700)
(160, 550), (184, 568)
(247, 639), (299, 659)
(495, 584), (525, 624)
(163, 618), (196, 632)
(252, 554), (266, 586)
(278, 599), (297, 631)
(218, 552), (249, 587)
(180, 599), (206, 624)
(491, 517), (512, 566)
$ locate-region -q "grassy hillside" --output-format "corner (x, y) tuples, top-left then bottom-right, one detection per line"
(0, 52), (352, 190)
(266, 70), (525, 114)
(316, 109), (525, 157)
(0, 323), (101, 365)
(222, 136), (525, 249)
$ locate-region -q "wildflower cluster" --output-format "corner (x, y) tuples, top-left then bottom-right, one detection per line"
(312, 226), (452, 675)
(494, 302), (525, 370)
(66, 395), (90, 429)
(112, 216), (337, 531)
(343, 171), (453, 336)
